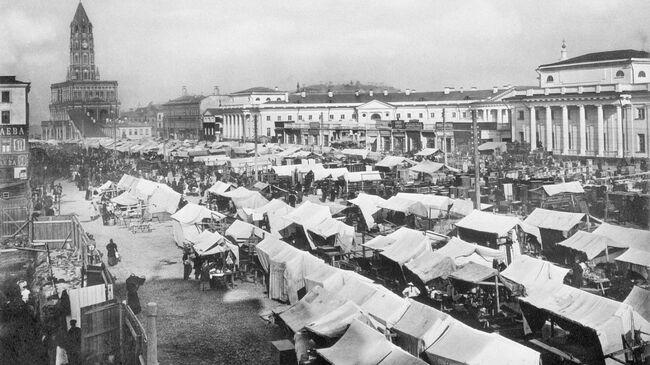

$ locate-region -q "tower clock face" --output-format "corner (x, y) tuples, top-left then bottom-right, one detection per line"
(81, 41), (88, 49)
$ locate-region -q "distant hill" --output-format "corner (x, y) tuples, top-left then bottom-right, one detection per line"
(298, 81), (400, 94)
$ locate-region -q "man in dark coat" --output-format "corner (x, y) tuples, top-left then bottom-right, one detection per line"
(106, 239), (118, 266)
(126, 275), (146, 314)
(67, 319), (81, 365)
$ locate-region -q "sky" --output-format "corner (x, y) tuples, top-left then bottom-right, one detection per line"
(2, 0), (650, 125)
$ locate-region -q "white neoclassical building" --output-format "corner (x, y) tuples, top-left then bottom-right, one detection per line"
(508, 47), (650, 159)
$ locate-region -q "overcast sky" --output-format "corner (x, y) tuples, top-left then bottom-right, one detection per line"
(2, 0), (650, 124)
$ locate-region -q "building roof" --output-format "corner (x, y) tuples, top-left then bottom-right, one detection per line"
(231, 87), (282, 95)
(163, 94), (205, 105)
(0, 76), (30, 85)
(72, 2), (90, 25)
(270, 88), (509, 105)
(68, 109), (105, 138)
(540, 49), (650, 68)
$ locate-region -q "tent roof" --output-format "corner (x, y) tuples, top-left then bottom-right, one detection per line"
(207, 181), (233, 195)
(556, 230), (627, 260)
(395, 193), (452, 218)
(171, 203), (224, 224)
(148, 185), (182, 214)
(111, 191), (139, 206)
(225, 220), (268, 241)
(379, 196), (428, 217)
(624, 286), (650, 324)
(117, 174), (139, 190)
(375, 156), (415, 168)
(348, 193), (386, 228)
(409, 160), (458, 175)
(313, 167), (349, 181)
(193, 231), (234, 256)
(520, 283), (643, 355)
(317, 319), (393, 365)
(540, 181), (585, 196)
(435, 237), (506, 266)
(455, 210), (520, 236)
(615, 248), (650, 267)
(378, 347), (428, 365)
(593, 223), (650, 251)
(344, 171), (383, 182)
(341, 148), (369, 159)
(380, 236), (431, 266)
(391, 301), (450, 342)
(359, 289), (411, 326)
(284, 201), (332, 229)
(500, 255), (569, 295)
(449, 199), (493, 217)
(478, 141), (508, 151)
(414, 148), (440, 156)
(523, 208), (586, 232)
(404, 250), (457, 284)
(278, 286), (347, 333)
(231, 191), (269, 210)
(449, 262), (499, 283)
(305, 300), (372, 339)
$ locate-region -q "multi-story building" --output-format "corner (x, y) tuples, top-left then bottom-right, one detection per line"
(42, 2), (119, 141)
(120, 103), (162, 137)
(0, 76), (30, 237)
(161, 87), (204, 140)
(202, 87), (513, 153)
(102, 120), (152, 140)
(507, 44), (650, 159)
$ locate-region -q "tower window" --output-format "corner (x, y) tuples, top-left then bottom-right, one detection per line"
(639, 71), (647, 78)
(74, 54), (79, 64)
(83, 54), (88, 64)
(546, 75), (554, 82)
(615, 70), (624, 78)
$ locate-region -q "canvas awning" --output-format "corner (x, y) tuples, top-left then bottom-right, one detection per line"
(117, 174), (139, 190)
(378, 196), (428, 217)
(415, 148), (440, 156)
(409, 160), (458, 175)
(404, 251), (457, 285)
(380, 236), (431, 266)
(523, 208), (586, 232)
(391, 301), (451, 357)
(449, 199), (493, 217)
(111, 191), (139, 206)
(170, 203), (224, 225)
(255, 236), (290, 272)
(148, 185), (182, 214)
(455, 210), (520, 237)
(341, 148), (369, 159)
(624, 286), (650, 324)
(305, 301), (374, 340)
(281, 201), (331, 231)
(539, 181), (585, 196)
(344, 171), (383, 183)
(556, 230), (627, 260)
(593, 223), (650, 251)
(449, 262), (499, 284)
(316, 319), (394, 365)
(278, 286), (348, 333)
(435, 237), (506, 267)
(375, 156), (414, 168)
(500, 255), (569, 295)
(224, 220), (268, 242)
(395, 193), (452, 218)
(477, 141), (507, 152)
(207, 181), (233, 195)
(347, 193), (386, 228)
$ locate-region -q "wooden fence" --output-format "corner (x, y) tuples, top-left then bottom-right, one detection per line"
(0, 196), (31, 238)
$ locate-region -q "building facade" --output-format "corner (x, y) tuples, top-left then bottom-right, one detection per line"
(203, 87), (513, 153)
(120, 103), (162, 137)
(101, 120), (152, 140)
(508, 47), (650, 159)
(42, 2), (119, 141)
(161, 87), (204, 140)
(0, 76), (30, 236)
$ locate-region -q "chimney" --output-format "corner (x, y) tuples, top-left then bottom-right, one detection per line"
(182, 86), (188, 96)
(369, 90), (374, 97)
(459, 87), (464, 93)
(560, 39), (567, 61)
(492, 86), (499, 93)
(327, 90), (333, 98)
(213, 86), (220, 95)
(274, 86), (279, 91)
(443, 87), (450, 95)
(405, 88), (411, 96)
(383, 89), (388, 96)
(301, 90), (306, 98)
(355, 90), (360, 97)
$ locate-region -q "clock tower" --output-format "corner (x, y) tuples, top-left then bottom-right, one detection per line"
(67, 2), (99, 81)
(44, 2), (120, 140)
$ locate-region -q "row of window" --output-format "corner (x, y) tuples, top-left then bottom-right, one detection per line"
(517, 107), (647, 120)
(125, 128), (150, 136)
(546, 70), (646, 83)
(72, 53), (94, 65)
(262, 111), (467, 122)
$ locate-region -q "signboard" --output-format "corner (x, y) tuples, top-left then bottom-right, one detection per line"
(0, 125), (29, 183)
(405, 121), (423, 130)
(392, 120), (405, 129)
(309, 122), (320, 129)
(375, 121), (391, 129)
(392, 131), (405, 137)
(379, 130), (391, 137)
(434, 124), (454, 133)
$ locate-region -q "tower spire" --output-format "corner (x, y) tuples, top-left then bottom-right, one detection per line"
(560, 39), (568, 61)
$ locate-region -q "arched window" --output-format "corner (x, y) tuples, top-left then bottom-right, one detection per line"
(265, 98), (271, 101)
(546, 75), (554, 82)
(276, 98), (281, 101)
(370, 113), (381, 121)
(83, 54), (88, 64)
(639, 71), (647, 78)
(255, 98), (260, 101)
(615, 70), (624, 78)
(74, 54), (79, 64)
(83, 70), (88, 80)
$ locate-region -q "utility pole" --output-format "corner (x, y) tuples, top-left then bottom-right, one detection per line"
(442, 107), (447, 165)
(254, 114), (259, 182)
(472, 108), (481, 210)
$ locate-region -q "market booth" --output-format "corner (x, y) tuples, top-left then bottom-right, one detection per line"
(455, 210), (524, 264)
(522, 208), (590, 261)
(593, 223), (650, 280)
(170, 203), (225, 246)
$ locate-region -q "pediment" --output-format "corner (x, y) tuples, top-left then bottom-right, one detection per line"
(357, 99), (395, 110)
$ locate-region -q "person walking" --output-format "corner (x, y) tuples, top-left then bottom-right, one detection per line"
(106, 239), (119, 266)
